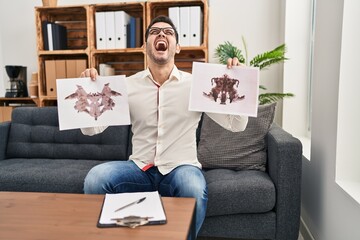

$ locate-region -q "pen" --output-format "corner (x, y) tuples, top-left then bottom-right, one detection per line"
(114, 197), (146, 212)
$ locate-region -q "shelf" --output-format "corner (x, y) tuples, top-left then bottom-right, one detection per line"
(38, 49), (89, 56)
(92, 48), (145, 54)
(0, 97), (38, 106)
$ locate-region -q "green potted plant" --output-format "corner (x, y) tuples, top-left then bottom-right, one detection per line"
(215, 40), (294, 105)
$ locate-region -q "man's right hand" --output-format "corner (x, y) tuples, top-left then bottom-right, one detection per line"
(80, 68), (98, 81)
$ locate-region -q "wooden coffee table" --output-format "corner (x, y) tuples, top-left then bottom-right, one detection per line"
(0, 192), (196, 240)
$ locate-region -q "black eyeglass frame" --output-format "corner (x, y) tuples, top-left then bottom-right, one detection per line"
(148, 27), (176, 36)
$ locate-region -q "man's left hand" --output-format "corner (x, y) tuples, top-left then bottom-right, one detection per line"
(226, 57), (245, 69)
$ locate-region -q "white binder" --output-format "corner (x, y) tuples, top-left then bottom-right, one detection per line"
(95, 12), (106, 49)
(105, 11), (116, 49)
(47, 23), (53, 51)
(115, 11), (130, 49)
(179, 7), (190, 47)
(189, 6), (202, 46)
(168, 7), (180, 41)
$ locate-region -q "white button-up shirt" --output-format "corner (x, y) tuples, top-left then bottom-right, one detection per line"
(82, 66), (248, 174)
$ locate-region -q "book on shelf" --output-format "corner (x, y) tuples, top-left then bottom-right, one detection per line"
(42, 22), (68, 50)
(115, 11), (130, 49)
(52, 23), (67, 50)
(105, 11), (116, 49)
(189, 6), (202, 46)
(169, 6), (202, 47)
(135, 17), (143, 47)
(42, 21), (49, 50)
(179, 7), (190, 46)
(126, 17), (142, 48)
(169, 6), (180, 33)
(95, 12), (107, 49)
(127, 17), (136, 48)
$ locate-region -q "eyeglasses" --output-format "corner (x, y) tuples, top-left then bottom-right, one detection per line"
(148, 27), (175, 36)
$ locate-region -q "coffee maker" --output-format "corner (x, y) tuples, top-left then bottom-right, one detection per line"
(5, 65), (28, 98)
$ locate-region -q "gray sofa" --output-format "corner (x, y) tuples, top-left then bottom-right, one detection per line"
(0, 106), (302, 240)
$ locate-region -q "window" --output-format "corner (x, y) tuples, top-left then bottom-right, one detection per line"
(282, 0), (315, 160)
(335, 0), (360, 204)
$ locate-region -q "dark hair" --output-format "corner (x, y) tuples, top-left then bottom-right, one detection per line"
(145, 15), (179, 43)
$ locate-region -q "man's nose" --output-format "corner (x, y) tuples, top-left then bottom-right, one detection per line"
(158, 31), (166, 37)
(156, 33), (166, 40)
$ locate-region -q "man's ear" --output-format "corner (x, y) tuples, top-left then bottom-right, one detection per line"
(175, 43), (181, 54)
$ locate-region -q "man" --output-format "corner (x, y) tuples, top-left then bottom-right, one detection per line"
(80, 15), (248, 238)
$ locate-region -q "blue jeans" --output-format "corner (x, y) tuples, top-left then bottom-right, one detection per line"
(84, 160), (208, 237)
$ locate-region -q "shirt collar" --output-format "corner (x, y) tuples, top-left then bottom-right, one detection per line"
(143, 65), (181, 83)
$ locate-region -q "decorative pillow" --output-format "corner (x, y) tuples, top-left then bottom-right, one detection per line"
(197, 103), (276, 171)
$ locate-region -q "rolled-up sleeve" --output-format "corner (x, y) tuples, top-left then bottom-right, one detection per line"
(205, 112), (248, 132)
(80, 126), (108, 136)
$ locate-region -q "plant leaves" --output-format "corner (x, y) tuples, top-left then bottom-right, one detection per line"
(250, 44), (287, 70)
(215, 40), (294, 104)
(258, 92), (294, 105)
(215, 41), (245, 65)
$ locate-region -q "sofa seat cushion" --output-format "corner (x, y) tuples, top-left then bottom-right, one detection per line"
(0, 158), (108, 193)
(204, 169), (275, 217)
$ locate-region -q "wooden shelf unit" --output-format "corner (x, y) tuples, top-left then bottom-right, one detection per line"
(34, 0), (208, 106)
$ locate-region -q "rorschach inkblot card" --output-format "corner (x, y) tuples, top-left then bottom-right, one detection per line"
(56, 75), (130, 131)
(189, 62), (259, 117)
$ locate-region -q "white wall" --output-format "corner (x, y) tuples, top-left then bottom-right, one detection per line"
(0, 0), (41, 96)
(282, 0), (312, 137)
(335, 0), (360, 200)
(301, 0), (360, 239)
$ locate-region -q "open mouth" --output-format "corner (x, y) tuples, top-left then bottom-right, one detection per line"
(155, 40), (168, 51)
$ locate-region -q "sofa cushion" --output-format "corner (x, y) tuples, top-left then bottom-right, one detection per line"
(0, 158), (107, 193)
(204, 168), (276, 216)
(198, 103), (276, 171)
(6, 107), (131, 160)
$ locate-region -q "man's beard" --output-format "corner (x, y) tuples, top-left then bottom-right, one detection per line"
(147, 43), (174, 65)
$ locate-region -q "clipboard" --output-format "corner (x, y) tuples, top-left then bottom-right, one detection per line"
(97, 191), (167, 228)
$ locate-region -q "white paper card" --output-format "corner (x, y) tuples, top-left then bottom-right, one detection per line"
(189, 62), (259, 117)
(99, 191), (166, 225)
(57, 75), (130, 130)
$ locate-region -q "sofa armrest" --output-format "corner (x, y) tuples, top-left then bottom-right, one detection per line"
(0, 121), (11, 160)
(266, 123), (302, 240)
